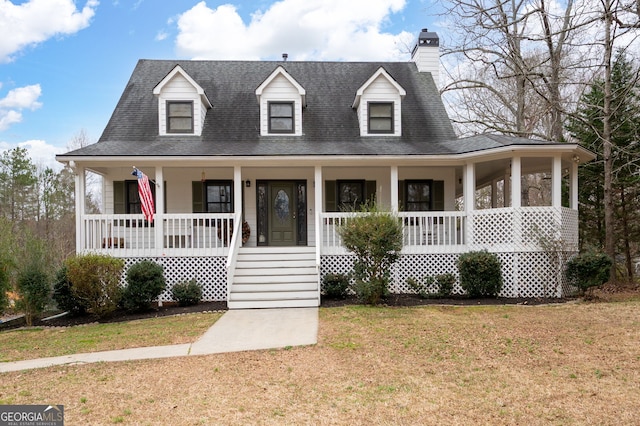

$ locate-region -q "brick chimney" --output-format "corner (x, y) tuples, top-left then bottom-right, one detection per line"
(411, 28), (440, 87)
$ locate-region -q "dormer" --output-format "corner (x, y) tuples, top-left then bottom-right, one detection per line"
(153, 65), (212, 136)
(255, 66), (306, 136)
(353, 67), (406, 137)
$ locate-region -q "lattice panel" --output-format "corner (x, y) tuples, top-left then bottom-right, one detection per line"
(560, 208), (579, 250)
(392, 254), (461, 294)
(322, 251), (573, 298)
(471, 209), (514, 246)
(122, 257), (227, 302)
(520, 208), (559, 251)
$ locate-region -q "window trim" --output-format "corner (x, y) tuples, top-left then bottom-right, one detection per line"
(367, 101), (394, 134)
(404, 180), (433, 211)
(268, 101), (295, 134)
(202, 180), (234, 213)
(166, 100), (194, 134)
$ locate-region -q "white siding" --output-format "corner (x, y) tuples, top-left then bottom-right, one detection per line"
(412, 47), (440, 87)
(157, 74), (206, 136)
(357, 75), (403, 137)
(259, 74), (303, 136)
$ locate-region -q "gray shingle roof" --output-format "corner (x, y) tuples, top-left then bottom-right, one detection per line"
(61, 59), (562, 158)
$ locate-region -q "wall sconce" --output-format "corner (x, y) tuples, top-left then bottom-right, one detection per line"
(245, 180), (251, 188)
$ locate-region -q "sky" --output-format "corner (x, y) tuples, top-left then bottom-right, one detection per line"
(0, 0), (440, 170)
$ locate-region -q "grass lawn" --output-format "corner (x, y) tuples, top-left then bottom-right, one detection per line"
(0, 312), (222, 362)
(0, 300), (638, 425)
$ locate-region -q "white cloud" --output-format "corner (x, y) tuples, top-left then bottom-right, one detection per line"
(0, 0), (99, 63)
(175, 0), (412, 61)
(0, 139), (65, 171)
(0, 84), (42, 110)
(155, 30), (169, 41)
(0, 84), (43, 131)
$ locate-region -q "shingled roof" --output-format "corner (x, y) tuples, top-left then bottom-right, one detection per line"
(61, 59), (563, 158)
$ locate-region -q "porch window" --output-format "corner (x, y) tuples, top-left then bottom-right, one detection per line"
(404, 180), (433, 211)
(268, 102), (294, 134)
(119, 180), (156, 214)
(338, 180), (365, 211)
(368, 102), (393, 134)
(204, 181), (233, 213)
(166, 101), (194, 133)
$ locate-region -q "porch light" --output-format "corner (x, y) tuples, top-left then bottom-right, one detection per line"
(572, 155), (580, 163)
(245, 180), (251, 187)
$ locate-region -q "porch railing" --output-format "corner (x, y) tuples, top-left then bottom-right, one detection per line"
(319, 211), (466, 255)
(81, 213), (235, 257)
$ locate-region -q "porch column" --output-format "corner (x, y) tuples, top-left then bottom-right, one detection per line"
(552, 155), (562, 208)
(464, 162), (475, 245)
(314, 166), (323, 260)
(503, 168), (510, 207)
(74, 165), (86, 253)
(491, 179), (498, 208)
(511, 157), (521, 208)
(154, 167), (164, 249)
(390, 166), (399, 212)
(570, 159), (579, 210)
(234, 166), (242, 215)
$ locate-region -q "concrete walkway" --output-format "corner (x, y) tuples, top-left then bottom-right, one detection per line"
(0, 308), (318, 373)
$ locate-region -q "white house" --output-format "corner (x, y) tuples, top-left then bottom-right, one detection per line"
(56, 29), (594, 308)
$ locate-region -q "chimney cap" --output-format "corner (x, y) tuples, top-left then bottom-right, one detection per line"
(282, 53), (288, 61)
(418, 29), (439, 46)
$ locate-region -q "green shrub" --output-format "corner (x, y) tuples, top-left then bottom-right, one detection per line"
(322, 273), (350, 299)
(408, 273), (456, 298)
(16, 268), (50, 326)
(65, 254), (125, 318)
(565, 250), (612, 292)
(122, 260), (166, 312)
(171, 279), (202, 306)
(52, 266), (87, 315)
(338, 204), (403, 305)
(457, 250), (503, 297)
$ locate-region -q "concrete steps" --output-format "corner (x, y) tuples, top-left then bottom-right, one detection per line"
(228, 246), (319, 309)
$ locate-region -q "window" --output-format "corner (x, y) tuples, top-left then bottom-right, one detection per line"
(268, 102), (294, 133)
(404, 180), (432, 211)
(368, 102), (393, 133)
(166, 101), (194, 133)
(125, 180), (156, 214)
(204, 181), (233, 213)
(338, 181), (365, 211)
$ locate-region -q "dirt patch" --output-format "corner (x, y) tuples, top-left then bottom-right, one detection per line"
(321, 293), (571, 308)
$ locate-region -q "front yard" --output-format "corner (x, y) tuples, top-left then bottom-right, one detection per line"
(1, 299), (639, 425)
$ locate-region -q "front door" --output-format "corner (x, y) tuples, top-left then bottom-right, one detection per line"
(257, 180), (307, 246)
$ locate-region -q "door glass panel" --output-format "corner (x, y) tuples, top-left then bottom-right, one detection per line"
(274, 189), (290, 223)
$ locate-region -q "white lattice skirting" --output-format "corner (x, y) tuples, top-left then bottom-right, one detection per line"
(122, 257), (227, 302)
(322, 252), (575, 298)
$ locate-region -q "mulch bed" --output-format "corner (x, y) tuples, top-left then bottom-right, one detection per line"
(1, 293), (577, 330)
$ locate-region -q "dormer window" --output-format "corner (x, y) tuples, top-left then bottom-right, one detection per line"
(368, 102), (393, 134)
(256, 66), (306, 136)
(167, 101), (194, 133)
(153, 65), (211, 136)
(353, 67), (406, 137)
(268, 102), (294, 134)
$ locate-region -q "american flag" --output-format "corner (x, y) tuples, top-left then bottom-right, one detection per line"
(132, 168), (155, 223)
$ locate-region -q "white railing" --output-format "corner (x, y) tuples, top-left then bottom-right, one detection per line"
(81, 213), (235, 257)
(319, 211), (466, 255)
(225, 212), (243, 301)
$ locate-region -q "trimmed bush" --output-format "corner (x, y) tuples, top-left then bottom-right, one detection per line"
(408, 273), (456, 298)
(565, 250), (612, 292)
(457, 250), (503, 298)
(16, 268), (50, 326)
(171, 279), (202, 306)
(65, 254), (125, 318)
(322, 273), (350, 299)
(52, 266), (87, 315)
(122, 260), (166, 312)
(338, 204), (403, 305)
